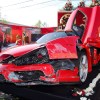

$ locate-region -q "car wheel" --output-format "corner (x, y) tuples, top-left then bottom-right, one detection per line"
(79, 53), (88, 82)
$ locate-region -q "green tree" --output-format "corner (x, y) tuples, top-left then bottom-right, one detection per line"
(34, 20), (48, 27)
(34, 20), (42, 27)
(0, 18), (8, 24)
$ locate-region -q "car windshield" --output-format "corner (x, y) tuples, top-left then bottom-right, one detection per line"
(36, 32), (67, 44)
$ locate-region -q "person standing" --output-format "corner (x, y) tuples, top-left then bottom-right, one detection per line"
(16, 35), (22, 45)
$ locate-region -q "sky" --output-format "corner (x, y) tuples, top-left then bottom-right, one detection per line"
(0, 0), (91, 27)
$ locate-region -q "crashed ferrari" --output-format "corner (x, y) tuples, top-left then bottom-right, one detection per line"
(0, 6), (100, 85)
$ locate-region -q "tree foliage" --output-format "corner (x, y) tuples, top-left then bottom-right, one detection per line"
(34, 20), (47, 27)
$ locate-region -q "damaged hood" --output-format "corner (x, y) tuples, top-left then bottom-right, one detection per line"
(46, 36), (79, 59)
(0, 36), (79, 59)
(1, 44), (45, 57)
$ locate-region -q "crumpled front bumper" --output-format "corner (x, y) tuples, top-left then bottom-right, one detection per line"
(0, 63), (80, 85)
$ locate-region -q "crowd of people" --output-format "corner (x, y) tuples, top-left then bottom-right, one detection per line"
(15, 31), (29, 45)
(0, 30), (30, 52)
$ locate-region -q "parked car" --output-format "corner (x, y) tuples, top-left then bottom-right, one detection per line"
(0, 6), (100, 86)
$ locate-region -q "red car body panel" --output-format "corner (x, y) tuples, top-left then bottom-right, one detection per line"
(46, 36), (79, 59)
(65, 6), (100, 44)
(40, 67), (79, 83)
(1, 44), (45, 57)
(57, 67), (79, 82)
(0, 63), (79, 83)
(1, 63), (54, 82)
(64, 6), (100, 73)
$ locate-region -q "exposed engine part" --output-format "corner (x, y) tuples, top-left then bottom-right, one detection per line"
(12, 47), (49, 66)
(14, 71), (44, 81)
(49, 59), (75, 72)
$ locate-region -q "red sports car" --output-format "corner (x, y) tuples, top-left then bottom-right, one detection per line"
(0, 6), (100, 86)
